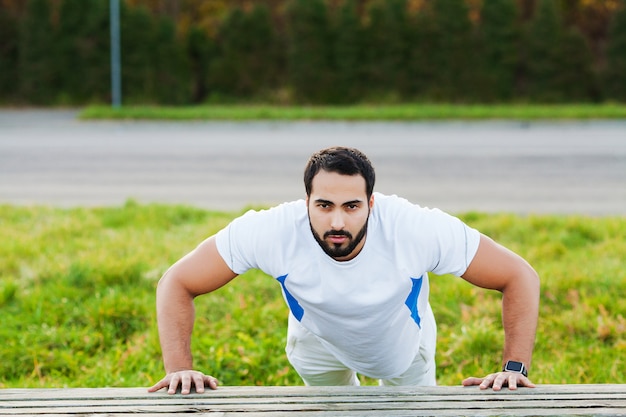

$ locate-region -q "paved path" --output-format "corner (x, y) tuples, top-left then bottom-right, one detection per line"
(1, 110), (624, 215)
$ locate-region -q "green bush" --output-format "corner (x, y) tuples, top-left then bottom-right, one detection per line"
(606, 0), (626, 101)
(3, 0), (626, 105)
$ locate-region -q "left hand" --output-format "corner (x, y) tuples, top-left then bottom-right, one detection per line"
(462, 371), (536, 391)
(148, 370), (219, 395)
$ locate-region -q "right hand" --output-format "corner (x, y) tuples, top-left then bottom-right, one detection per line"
(147, 370), (219, 395)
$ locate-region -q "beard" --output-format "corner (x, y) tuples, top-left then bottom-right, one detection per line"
(309, 218), (369, 260)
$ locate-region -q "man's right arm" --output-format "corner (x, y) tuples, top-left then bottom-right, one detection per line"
(148, 235), (238, 394)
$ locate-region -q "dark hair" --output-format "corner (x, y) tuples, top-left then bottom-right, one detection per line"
(304, 147), (375, 198)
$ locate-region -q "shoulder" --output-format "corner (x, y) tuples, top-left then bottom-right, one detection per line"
(238, 199), (306, 221)
(214, 200), (309, 274)
(373, 192), (444, 223)
(221, 199), (308, 239)
(372, 193), (481, 275)
(372, 192), (475, 237)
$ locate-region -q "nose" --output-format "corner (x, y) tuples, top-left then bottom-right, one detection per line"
(330, 209), (345, 230)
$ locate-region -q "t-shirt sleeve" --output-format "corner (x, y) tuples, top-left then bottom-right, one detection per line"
(432, 213), (480, 276)
(214, 210), (264, 275)
(382, 194), (480, 277)
(214, 201), (302, 276)
(425, 208), (480, 277)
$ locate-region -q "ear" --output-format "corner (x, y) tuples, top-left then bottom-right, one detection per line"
(369, 194), (375, 210)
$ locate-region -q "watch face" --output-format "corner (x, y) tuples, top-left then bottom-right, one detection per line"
(506, 361), (523, 372)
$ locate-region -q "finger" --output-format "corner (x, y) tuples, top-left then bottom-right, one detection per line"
(206, 376), (219, 390)
(180, 374), (192, 395)
(461, 377), (483, 387)
(481, 380), (493, 390)
(479, 374), (496, 390)
(491, 374), (505, 391)
(507, 374), (518, 390)
(168, 374), (181, 395)
(166, 378), (178, 395)
(147, 379), (168, 393)
(192, 374), (206, 393)
(518, 376), (536, 388)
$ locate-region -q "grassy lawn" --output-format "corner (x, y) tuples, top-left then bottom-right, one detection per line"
(80, 103), (626, 121)
(1, 202), (624, 388)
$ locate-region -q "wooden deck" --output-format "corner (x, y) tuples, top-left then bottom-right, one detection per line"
(1, 384), (625, 416)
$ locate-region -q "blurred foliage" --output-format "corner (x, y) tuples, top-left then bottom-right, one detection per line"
(0, 0), (625, 105)
(286, 0), (333, 103)
(606, 0), (626, 101)
(476, 0), (519, 102)
(16, 0), (55, 105)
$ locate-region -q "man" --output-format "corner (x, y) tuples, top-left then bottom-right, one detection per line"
(148, 146), (539, 395)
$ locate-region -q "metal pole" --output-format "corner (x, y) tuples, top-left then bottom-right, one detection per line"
(110, 0), (122, 108)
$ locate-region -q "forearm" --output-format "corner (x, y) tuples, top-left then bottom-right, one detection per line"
(501, 267), (540, 368)
(156, 271), (196, 373)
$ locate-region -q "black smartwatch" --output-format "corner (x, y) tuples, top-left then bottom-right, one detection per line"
(503, 360), (528, 377)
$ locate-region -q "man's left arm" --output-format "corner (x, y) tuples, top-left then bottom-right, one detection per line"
(460, 233), (540, 391)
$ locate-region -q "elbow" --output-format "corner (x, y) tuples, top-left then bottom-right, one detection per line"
(156, 267), (174, 293)
(523, 260), (541, 293)
(156, 266), (195, 301)
(529, 265), (541, 300)
(508, 261), (540, 301)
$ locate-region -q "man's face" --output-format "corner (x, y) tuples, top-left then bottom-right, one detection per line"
(306, 170), (374, 261)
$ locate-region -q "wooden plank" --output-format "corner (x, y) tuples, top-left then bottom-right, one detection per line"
(1, 385), (625, 417)
(3, 408), (626, 416)
(3, 392), (626, 405)
(4, 410), (626, 417)
(2, 384), (626, 399)
(2, 385), (625, 401)
(4, 399), (626, 413)
(3, 385), (626, 400)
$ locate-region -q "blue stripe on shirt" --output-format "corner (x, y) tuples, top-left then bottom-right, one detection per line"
(276, 274), (304, 321)
(405, 276), (423, 328)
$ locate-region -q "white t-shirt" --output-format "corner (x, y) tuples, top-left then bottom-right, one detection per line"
(215, 192), (480, 379)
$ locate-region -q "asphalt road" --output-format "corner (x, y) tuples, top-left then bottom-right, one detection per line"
(1, 109), (624, 215)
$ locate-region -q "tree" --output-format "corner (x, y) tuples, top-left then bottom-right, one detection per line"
(211, 5), (279, 99)
(605, 0), (626, 101)
(477, 0), (520, 102)
(363, 0), (409, 99)
(120, 3), (157, 103)
(524, 0), (564, 102)
(152, 16), (191, 104)
(331, 0), (363, 103)
(186, 25), (214, 103)
(428, 0), (477, 101)
(18, 0), (56, 104)
(208, 8), (244, 98)
(405, 6), (438, 100)
(0, 6), (18, 102)
(245, 5), (282, 97)
(285, 0), (333, 103)
(80, 0), (111, 103)
(55, 0), (110, 103)
(555, 27), (597, 102)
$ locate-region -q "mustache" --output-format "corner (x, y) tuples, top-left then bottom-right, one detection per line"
(323, 230), (353, 239)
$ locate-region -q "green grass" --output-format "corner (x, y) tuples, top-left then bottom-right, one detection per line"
(80, 103), (626, 121)
(1, 202), (624, 388)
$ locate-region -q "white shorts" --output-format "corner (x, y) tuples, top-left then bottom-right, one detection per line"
(285, 305), (437, 386)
